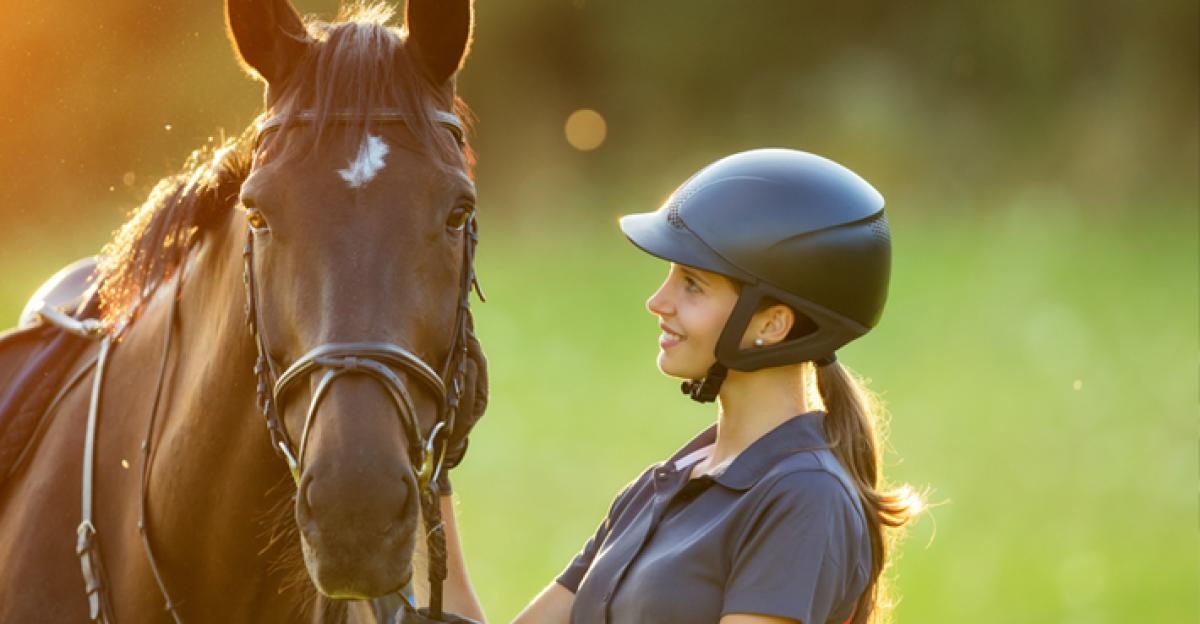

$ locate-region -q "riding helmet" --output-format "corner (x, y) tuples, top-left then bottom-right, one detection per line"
(619, 148), (891, 401)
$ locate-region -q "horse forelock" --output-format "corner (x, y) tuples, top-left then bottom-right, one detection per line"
(271, 3), (475, 177)
(97, 1), (475, 332)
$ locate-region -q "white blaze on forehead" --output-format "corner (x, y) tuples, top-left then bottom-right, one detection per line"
(338, 134), (390, 189)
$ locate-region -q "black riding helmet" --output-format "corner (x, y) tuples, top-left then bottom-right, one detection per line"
(620, 148), (891, 402)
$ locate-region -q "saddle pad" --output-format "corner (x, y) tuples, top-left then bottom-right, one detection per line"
(0, 322), (94, 486)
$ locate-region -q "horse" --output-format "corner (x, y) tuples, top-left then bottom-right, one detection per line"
(0, 0), (486, 621)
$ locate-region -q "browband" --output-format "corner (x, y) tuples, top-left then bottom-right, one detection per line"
(255, 108), (466, 148)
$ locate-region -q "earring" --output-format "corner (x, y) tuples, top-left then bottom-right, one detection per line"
(754, 338), (765, 347)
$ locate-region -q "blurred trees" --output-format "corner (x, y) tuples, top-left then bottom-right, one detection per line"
(0, 0), (1194, 234)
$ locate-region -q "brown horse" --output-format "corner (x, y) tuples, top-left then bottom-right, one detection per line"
(0, 0), (483, 621)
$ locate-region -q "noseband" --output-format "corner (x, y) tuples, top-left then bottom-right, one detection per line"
(272, 342), (447, 485)
(71, 107), (477, 623)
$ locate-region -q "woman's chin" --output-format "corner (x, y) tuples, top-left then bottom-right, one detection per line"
(657, 352), (709, 381)
(656, 352), (681, 377)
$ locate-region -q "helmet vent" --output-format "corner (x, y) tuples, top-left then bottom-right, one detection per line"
(667, 205), (684, 228)
(665, 187), (697, 229)
(869, 213), (890, 244)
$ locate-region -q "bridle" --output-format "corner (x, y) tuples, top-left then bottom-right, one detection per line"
(245, 108), (475, 489)
(73, 107), (479, 623)
(246, 107), (479, 620)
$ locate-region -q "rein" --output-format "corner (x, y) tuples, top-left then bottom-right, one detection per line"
(67, 107), (476, 622)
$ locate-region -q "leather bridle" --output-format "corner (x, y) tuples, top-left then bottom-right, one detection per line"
(73, 107), (478, 622)
(244, 112), (474, 487)
(247, 107), (480, 621)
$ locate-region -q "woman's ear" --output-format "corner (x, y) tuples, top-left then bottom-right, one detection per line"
(753, 304), (795, 346)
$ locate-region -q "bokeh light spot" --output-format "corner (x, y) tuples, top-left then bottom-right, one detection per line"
(565, 109), (607, 152)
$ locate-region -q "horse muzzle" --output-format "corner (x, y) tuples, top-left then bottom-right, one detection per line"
(296, 461), (419, 598)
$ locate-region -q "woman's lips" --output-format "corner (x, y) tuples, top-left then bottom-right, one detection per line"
(659, 326), (684, 349)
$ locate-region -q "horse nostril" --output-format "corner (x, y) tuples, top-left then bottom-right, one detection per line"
(297, 473), (316, 523)
(299, 465), (416, 534)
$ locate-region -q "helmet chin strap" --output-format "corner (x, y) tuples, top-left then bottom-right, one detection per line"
(679, 282), (846, 404)
(680, 362), (728, 403)
(680, 352), (838, 403)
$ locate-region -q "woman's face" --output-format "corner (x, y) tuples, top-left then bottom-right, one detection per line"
(646, 263), (739, 379)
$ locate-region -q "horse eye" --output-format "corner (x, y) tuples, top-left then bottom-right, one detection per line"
(445, 204), (474, 232)
(245, 209), (269, 231)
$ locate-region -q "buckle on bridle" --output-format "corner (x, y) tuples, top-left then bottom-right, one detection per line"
(416, 421), (448, 491)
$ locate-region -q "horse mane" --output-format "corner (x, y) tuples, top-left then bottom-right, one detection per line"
(97, 134), (251, 328)
(98, 1), (474, 329)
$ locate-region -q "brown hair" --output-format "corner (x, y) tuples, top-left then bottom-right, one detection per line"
(813, 360), (921, 624)
(752, 292), (920, 622)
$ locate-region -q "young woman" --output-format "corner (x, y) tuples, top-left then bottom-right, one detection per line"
(432, 148), (920, 624)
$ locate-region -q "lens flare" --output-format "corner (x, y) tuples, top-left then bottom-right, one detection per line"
(565, 108), (607, 151)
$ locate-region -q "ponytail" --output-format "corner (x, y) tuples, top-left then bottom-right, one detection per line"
(814, 361), (920, 624)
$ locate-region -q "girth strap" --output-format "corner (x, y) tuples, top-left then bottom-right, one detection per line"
(72, 266), (185, 624)
(77, 336), (114, 623)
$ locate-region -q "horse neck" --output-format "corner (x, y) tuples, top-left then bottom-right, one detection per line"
(111, 213), (326, 621)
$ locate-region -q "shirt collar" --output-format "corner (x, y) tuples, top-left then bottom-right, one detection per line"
(666, 422), (718, 468)
(665, 411), (830, 492)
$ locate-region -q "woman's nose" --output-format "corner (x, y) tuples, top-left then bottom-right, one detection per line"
(646, 281), (672, 316)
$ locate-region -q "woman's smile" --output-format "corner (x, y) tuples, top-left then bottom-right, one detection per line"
(658, 323), (685, 349)
(646, 263), (740, 379)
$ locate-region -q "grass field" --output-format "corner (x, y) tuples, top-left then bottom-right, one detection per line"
(1, 197), (1195, 622)
(453, 202), (1198, 623)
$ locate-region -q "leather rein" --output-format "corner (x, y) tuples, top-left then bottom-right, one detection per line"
(69, 107), (477, 622)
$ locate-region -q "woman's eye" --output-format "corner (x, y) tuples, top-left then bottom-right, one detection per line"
(684, 277), (702, 293)
(446, 204), (474, 231)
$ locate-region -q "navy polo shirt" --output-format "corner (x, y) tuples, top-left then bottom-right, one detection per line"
(557, 412), (870, 624)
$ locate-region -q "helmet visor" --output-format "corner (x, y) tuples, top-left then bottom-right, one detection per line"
(619, 210), (755, 283)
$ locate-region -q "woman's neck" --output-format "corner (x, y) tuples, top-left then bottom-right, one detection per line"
(699, 363), (811, 473)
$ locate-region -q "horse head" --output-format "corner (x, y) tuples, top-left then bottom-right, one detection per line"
(226, 0), (475, 599)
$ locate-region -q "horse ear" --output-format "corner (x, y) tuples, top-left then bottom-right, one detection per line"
(405, 0), (475, 85)
(225, 0), (311, 84)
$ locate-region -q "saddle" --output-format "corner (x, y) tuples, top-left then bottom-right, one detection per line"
(0, 257), (103, 486)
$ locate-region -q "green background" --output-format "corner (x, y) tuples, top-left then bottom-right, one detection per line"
(1, 1), (1195, 621)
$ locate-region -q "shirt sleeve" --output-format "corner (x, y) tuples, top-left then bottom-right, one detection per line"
(555, 515), (608, 594)
(554, 469), (648, 594)
(722, 470), (867, 624)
